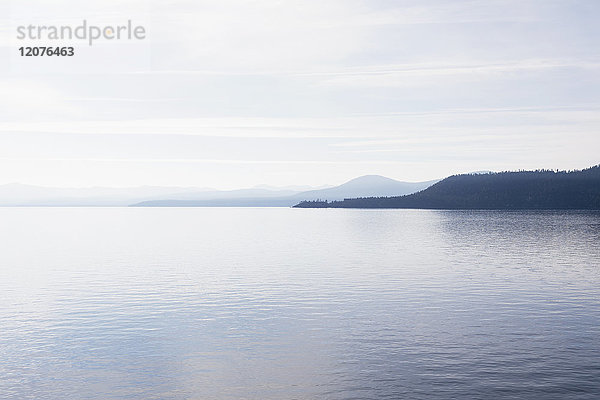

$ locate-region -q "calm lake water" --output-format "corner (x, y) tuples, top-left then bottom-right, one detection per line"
(1, 208), (599, 399)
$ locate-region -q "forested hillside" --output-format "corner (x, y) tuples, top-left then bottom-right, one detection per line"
(294, 165), (600, 209)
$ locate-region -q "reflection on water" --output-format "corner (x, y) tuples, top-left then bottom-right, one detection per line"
(1, 208), (599, 399)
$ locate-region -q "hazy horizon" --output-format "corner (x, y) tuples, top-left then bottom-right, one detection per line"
(0, 173), (435, 191)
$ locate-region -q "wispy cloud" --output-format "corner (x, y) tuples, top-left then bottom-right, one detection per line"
(0, 156), (406, 165)
(315, 59), (600, 87)
(2, 103), (599, 136)
(130, 59), (600, 78)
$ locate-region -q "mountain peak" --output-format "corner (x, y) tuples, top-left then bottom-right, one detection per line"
(343, 175), (399, 185)
(294, 175), (439, 201)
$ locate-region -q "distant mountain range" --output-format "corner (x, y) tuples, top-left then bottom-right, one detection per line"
(294, 165), (600, 210)
(132, 175), (439, 207)
(0, 175), (438, 207)
(0, 184), (205, 206)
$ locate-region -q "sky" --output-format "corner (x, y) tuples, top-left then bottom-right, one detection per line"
(1, 0), (599, 189)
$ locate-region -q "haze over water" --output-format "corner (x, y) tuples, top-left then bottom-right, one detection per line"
(1, 208), (599, 399)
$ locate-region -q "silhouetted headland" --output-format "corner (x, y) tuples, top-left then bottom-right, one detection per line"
(294, 165), (600, 210)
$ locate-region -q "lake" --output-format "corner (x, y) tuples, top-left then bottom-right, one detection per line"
(1, 208), (599, 399)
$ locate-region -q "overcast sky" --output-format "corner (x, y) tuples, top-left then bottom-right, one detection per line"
(1, 0), (599, 188)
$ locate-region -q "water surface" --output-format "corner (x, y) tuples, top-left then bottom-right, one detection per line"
(1, 208), (599, 399)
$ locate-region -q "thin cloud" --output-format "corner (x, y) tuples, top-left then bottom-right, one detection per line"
(0, 157), (403, 165)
